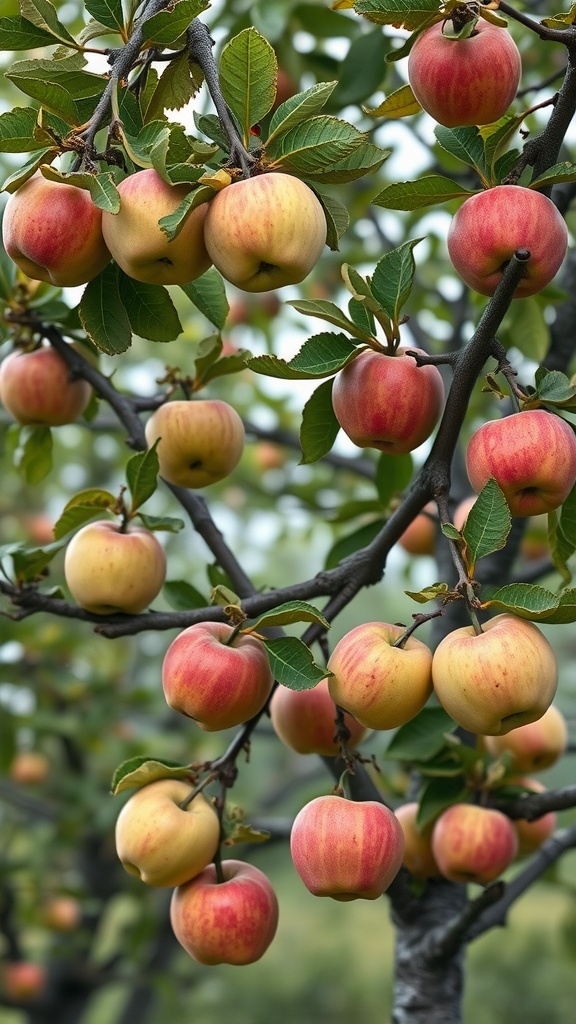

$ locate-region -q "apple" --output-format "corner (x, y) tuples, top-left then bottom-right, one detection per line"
(203, 172), (327, 292)
(162, 621), (274, 731)
(269, 677), (368, 756)
(452, 495), (477, 531)
(2, 961), (47, 1002)
(327, 622), (433, 731)
(431, 613), (558, 736)
(331, 348), (445, 454)
(407, 20), (521, 128)
(395, 801), (440, 879)
(253, 441), (286, 471)
(466, 410), (576, 517)
(399, 502), (438, 555)
(507, 777), (557, 855)
(170, 859), (279, 965)
(2, 171), (110, 287)
(115, 779), (221, 887)
(101, 169), (211, 286)
(64, 520), (166, 615)
(447, 185), (568, 298)
(41, 895), (81, 932)
(9, 751), (50, 785)
(520, 514), (549, 560)
(431, 803), (518, 884)
(144, 399), (245, 489)
(0, 343), (91, 426)
(484, 703), (568, 772)
(290, 794), (404, 900)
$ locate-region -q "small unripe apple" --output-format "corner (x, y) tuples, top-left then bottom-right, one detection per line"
(508, 777), (557, 855)
(331, 348), (445, 454)
(399, 502), (438, 555)
(203, 172), (327, 292)
(170, 859), (279, 965)
(0, 344), (91, 426)
(466, 410), (576, 517)
(269, 677), (368, 756)
(431, 803), (518, 884)
(447, 185), (568, 298)
(9, 751), (50, 785)
(327, 622), (433, 731)
(2, 172), (110, 287)
(144, 399), (245, 489)
(64, 520), (166, 615)
(115, 779), (221, 887)
(101, 169), (211, 285)
(432, 613), (558, 735)
(395, 802), (440, 879)
(162, 621), (274, 731)
(484, 704), (568, 773)
(290, 794), (405, 900)
(2, 961), (47, 1002)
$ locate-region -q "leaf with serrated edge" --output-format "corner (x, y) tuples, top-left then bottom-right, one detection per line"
(370, 238), (422, 324)
(180, 266), (229, 329)
(262, 637), (329, 690)
(267, 81), (338, 145)
(405, 582), (450, 603)
(126, 446), (159, 514)
(20, 0), (77, 46)
(111, 757), (193, 795)
(373, 175), (478, 211)
(219, 27), (277, 140)
(364, 83), (421, 119)
(119, 276), (182, 343)
(247, 600), (330, 632)
(462, 477), (511, 573)
(300, 377), (340, 464)
(288, 299), (373, 341)
(355, 0), (442, 31)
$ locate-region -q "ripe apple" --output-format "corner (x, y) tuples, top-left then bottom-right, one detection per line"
(447, 185), (568, 298)
(41, 895), (81, 932)
(9, 751), (50, 785)
(331, 348), (445, 454)
(327, 622), (433, 731)
(64, 520), (166, 615)
(2, 961), (47, 1002)
(395, 801), (440, 879)
(269, 677), (368, 756)
(431, 803), (518, 884)
(466, 410), (576, 517)
(203, 172), (327, 292)
(452, 495), (477, 531)
(290, 794), (405, 900)
(144, 399), (245, 489)
(0, 343), (91, 426)
(431, 613), (558, 736)
(101, 169), (211, 285)
(508, 777), (557, 855)
(115, 779), (221, 887)
(407, 20), (521, 128)
(162, 621), (274, 731)
(484, 703), (568, 772)
(399, 502), (438, 555)
(2, 171), (110, 287)
(170, 859), (279, 965)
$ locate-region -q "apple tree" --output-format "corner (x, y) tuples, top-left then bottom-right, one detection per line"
(1, 0), (576, 1021)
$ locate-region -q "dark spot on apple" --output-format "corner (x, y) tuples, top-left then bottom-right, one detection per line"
(189, 460), (203, 469)
(158, 257), (173, 265)
(258, 262), (277, 274)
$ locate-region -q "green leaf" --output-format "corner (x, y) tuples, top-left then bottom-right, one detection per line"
(300, 378), (340, 464)
(530, 161), (576, 189)
(532, 369), (576, 406)
(219, 27), (277, 141)
(324, 519), (384, 569)
(316, 190), (350, 249)
(53, 489), (116, 539)
(383, 706), (459, 762)
(328, 27), (388, 108)
(262, 636), (329, 690)
(434, 125), (487, 177)
(405, 582), (450, 604)
(5, 58), (104, 126)
(126, 446), (159, 514)
(20, 0), (77, 46)
(364, 83), (421, 119)
(9, 539), (65, 583)
(136, 512), (184, 533)
(302, 141), (390, 184)
(12, 425), (53, 484)
(374, 451), (413, 506)
(40, 164), (120, 213)
(248, 600), (330, 632)
(0, 15), (60, 50)
(85, 0), (125, 33)
(552, 486), (576, 578)
(203, 348), (251, 384)
(248, 334), (358, 380)
(461, 477), (511, 573)
(266, 116), (367, 176)
(79, 264), (132, 354)
(480, 582), (561, 620)
(0, 106), (47, 152)
(158, 183), (212, 240)
(287, 299), (374, 342)
(372, 174), (478, 211)
(498, 297), (550, 363)
(267, 81), (338, 146)
(416, 776), (471, 830)
(144, 49), (201, 120)
(119, 275), (182, 343)
(1, 149), (57, 193)
(180, 266), (230, 329)
(141, 0), (209, 47)
(370, 238), (423, 325)
(111, 757), (194, 795)
(354, 0), (442, 31)
(163, 579), (209, 610)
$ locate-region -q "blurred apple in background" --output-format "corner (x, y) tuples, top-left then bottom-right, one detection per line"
(506, 777), (557, 855)
(395, 801), (440, 879)
(0, 344), (91, 426)
(42, 895), (81, 932)
(399, 502), (438, 555)
(145, 399), (245, 488)
(269, 677), (368, 756)
(9, 751), (50, 785)
(431, 803), (518, 884)
(2, 962), (47, 1002)
(484, 704), (568, 772)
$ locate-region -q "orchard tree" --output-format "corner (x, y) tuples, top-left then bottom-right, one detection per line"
(1, 1), (576, 1022)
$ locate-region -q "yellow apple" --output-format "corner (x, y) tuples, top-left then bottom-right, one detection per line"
(115, 779), (220, 887)
(431, 803), (518, 884)
(0, 343), (91, 426)
(144, 399), (245, 488)
(101, 168), (211, 285)
(64, 520), (166, 614)
(508, 777), (557, 855)
(395, 801), (440, 879)
(484, 703), (568, 772)
(203, 172), (327, 292)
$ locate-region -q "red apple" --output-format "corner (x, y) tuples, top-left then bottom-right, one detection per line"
(162, 621), (274, 731)
(331, 348), (444, 454)
(9, 751), (50, 785)
(290, 794), (405, 900)
(64, 520), (166, 614)
(466, 410), (576, 517)
(2, 962), (46, 1002)
(507, 777), (557, 855)
(399, 502), (438, 555)
(395, 801), (440, 879)
(432, 613), (558, 736)
(327, 622), (433, 731)
(447, 185), (568, 298)
(452, 496), (477, 531)
(0, 344), (91, 426)
(269, 677), (368, 756)
(407, 20), (521, 128)
(2, 171), (110, 287)
(144, 399), (245, 489)
(432, 803), (518, 884)
(42, 895), (81, 932)
(484, 703), (568, 772)
(170, 859), (279, 965)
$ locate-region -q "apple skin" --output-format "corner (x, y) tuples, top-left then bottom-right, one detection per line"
(399, 502), (438, 555)
(9, 751), (50, 785)
(101, 169), (211, 286)
(466, 410), (576, 517)
(203, 172), (327, 292)
(331, 348), (445, 454)
(2, 172), (110, 287)
(162, 621), (274, 731)
(269, 677), (368, 756)
(395, 802), (440, 879)
(407, 21), (521, 128)
(431, 613), (558, 736)
(508, 777), (557, 855)
(115, 779), (220, 887)
(144, 399), (245, 489)
(290, 794), (405, 900)
(452, 495), (476, 531)
(327, 622), (433, 731)
(0, 344), (91, 426)
(484, 703), (568, 773)
(2, 962), (47, 1002)
(170, 859), (279, 965)
(64, 520), (166, 615)
(431, 803), (518, 884)
(447, 185), (568, 298)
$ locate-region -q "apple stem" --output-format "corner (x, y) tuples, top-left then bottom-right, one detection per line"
(393, 611), (443, 649)
(467, 605), (484, 636)
(213, 845), (226, 885)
